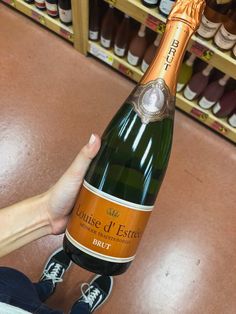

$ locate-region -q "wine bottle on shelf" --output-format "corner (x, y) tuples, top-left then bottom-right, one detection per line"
(114, 14), (131, 58)
(100, 5), (117, 49)
(141, 34), (162, 73)
(197, 0), (232, 40)
(142, 0), (160, 8)
(127, 24), (147, 66)
(35, 0), (46, 10)
(177, 54), (197, 92)
(214, 8), (236, 51)
(63, 0), (205, 276)
(58, 0), (72, 25)
(198, 74), (230, 109)
(212, 90), (236, 118)
(24, 0), (34, 4)
(89, 0), (101, 41)
(228, 108), (236, 127)
(159, 0), (175, 17)
(45, 0), (58, 18)
(183, 64), (213, 101)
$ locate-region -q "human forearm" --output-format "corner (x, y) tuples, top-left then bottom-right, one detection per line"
(0, 193), (51, 258)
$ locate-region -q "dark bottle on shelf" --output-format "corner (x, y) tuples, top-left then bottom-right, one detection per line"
(159, 0), (175, 17)
(63, 0), (205, 276)
(197, 0), (232, 39)
(177, 54), (197, 92)
(100, 5), (117, 49)
(45, 0), (58, 18)
(114, 14), (131, 58)
(183, 64), (213, 100)
(24, 0), (34, 4)
(127, 24), (147, 66)
(214, 7), (236, 51)
(212, 90), (236, 118)
(228, 108), (236, 127)
(35, 0), (46, 10)
(142, 0), (160, 8)
(58, 0), (72, 25)
(89, 0), (101, 41)
(141, 33), (162, 72)
(198, 74), (230, 109)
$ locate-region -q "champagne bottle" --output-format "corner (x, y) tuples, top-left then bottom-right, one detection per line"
(100, 5), (117, 49)
(35, 0), (46, 10)
(142, 0), (160, 8)
(214, 7), (236, 51)
(177, 54), (197, 92)
(197, 0), (232, 39)
(141, 34), (162, 73)
(89, 0), (101, 41)
(58, 0), (72, 25)
(159, 0), (176, 16)
(114, 14), (131, 58)
(183, 64), (213, 100)
(198, 74), (230, 109)
(127, 24), (147, 66)
(45, 0), (58, 17)
(64, 0), (205, 276)
(228, 108), (236, 127)
(212, 90), (236, 117)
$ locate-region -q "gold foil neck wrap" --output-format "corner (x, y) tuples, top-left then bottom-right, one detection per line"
(168, 0), (206, 31)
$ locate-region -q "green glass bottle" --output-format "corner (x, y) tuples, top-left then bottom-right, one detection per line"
(177, 54), (197, 92)
(63, 0), (205, 276)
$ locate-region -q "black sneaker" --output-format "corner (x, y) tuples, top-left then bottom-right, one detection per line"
(40, 247), (72, 290)
(74, 275), (113, 313)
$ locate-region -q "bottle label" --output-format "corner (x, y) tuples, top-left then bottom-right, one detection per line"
(89, 30), (99, 41)
(127, 78), (175, 124)
(197, 15), (221, 39)
(213, 102), (221, 114)
(159, 0), (175, 15)
(183, 85), (197, 100)
(214, 25), (236, 50)
(35, 0), (45, 8)
(143, 0), (158, 4)
(66, 181), (153, 263)
(127, 51), (139, 66)
(177, 82), (185, 92)
(199, 97), (216, 109)
(228, 113), (236, 127)
(59, 8), (72, 23)
(101, 36), (111, 48)
(45, 2), (58, 16)
(114, 45), (125, 57)
(141, 59), (149, 73)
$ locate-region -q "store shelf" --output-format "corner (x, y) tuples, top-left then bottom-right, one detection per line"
(88, 41), (236, 143)
(2, 0), (74, 42)
(105, 0), (236, 80)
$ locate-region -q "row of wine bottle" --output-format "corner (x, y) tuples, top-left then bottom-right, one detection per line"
(24, 0), (72, 25)
(141, 0), (175, 16)
(178, 55), (236, 126)
(197, 0), (236, 55)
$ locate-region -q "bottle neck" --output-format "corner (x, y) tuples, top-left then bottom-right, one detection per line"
(138, 24), (146, 37)
(219, 74), (230, 86)
(186, 54), (196, 66)
(154, 34), (162, 47)
(202, 64), (213, 76)
(140, 21), (194, 95)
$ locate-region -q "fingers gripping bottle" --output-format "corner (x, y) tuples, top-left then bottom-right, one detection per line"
(64, 0), (206, 276)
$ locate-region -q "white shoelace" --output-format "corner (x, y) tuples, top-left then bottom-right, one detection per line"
(80, 283), (100, 308)
(42, 263), (64, 285)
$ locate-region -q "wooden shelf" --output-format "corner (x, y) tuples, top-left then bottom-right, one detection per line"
(2, 0), (74, 42)
(88, 40), (236, 143)
(105, 0), (236, 80)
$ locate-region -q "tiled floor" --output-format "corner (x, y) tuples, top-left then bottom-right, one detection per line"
(1, 3), (236, 313)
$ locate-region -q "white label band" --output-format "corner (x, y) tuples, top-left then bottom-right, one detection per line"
(184, 85), (197, 100)
(197, 15), (221, 39)
(59, 8), (72, 23)
(127, 51), (139, 66)
(101, 36), (111, 48)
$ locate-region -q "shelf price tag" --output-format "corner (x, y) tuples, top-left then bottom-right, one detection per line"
(145, 14), (165, 34)
(190, 41), (214, 61)
(118, 63), (134, 79)
(211, 121), (228, 134)
(190, 107), (209, 122)
(60, 28), (73, 41)
(90, 44), (114, 66)
(31, 10), (46, 25)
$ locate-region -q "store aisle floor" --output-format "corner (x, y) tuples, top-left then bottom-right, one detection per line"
(1, 3), (236, 314)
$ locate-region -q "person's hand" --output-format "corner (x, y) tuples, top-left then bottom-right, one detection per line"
(45, 134), (101, 235)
